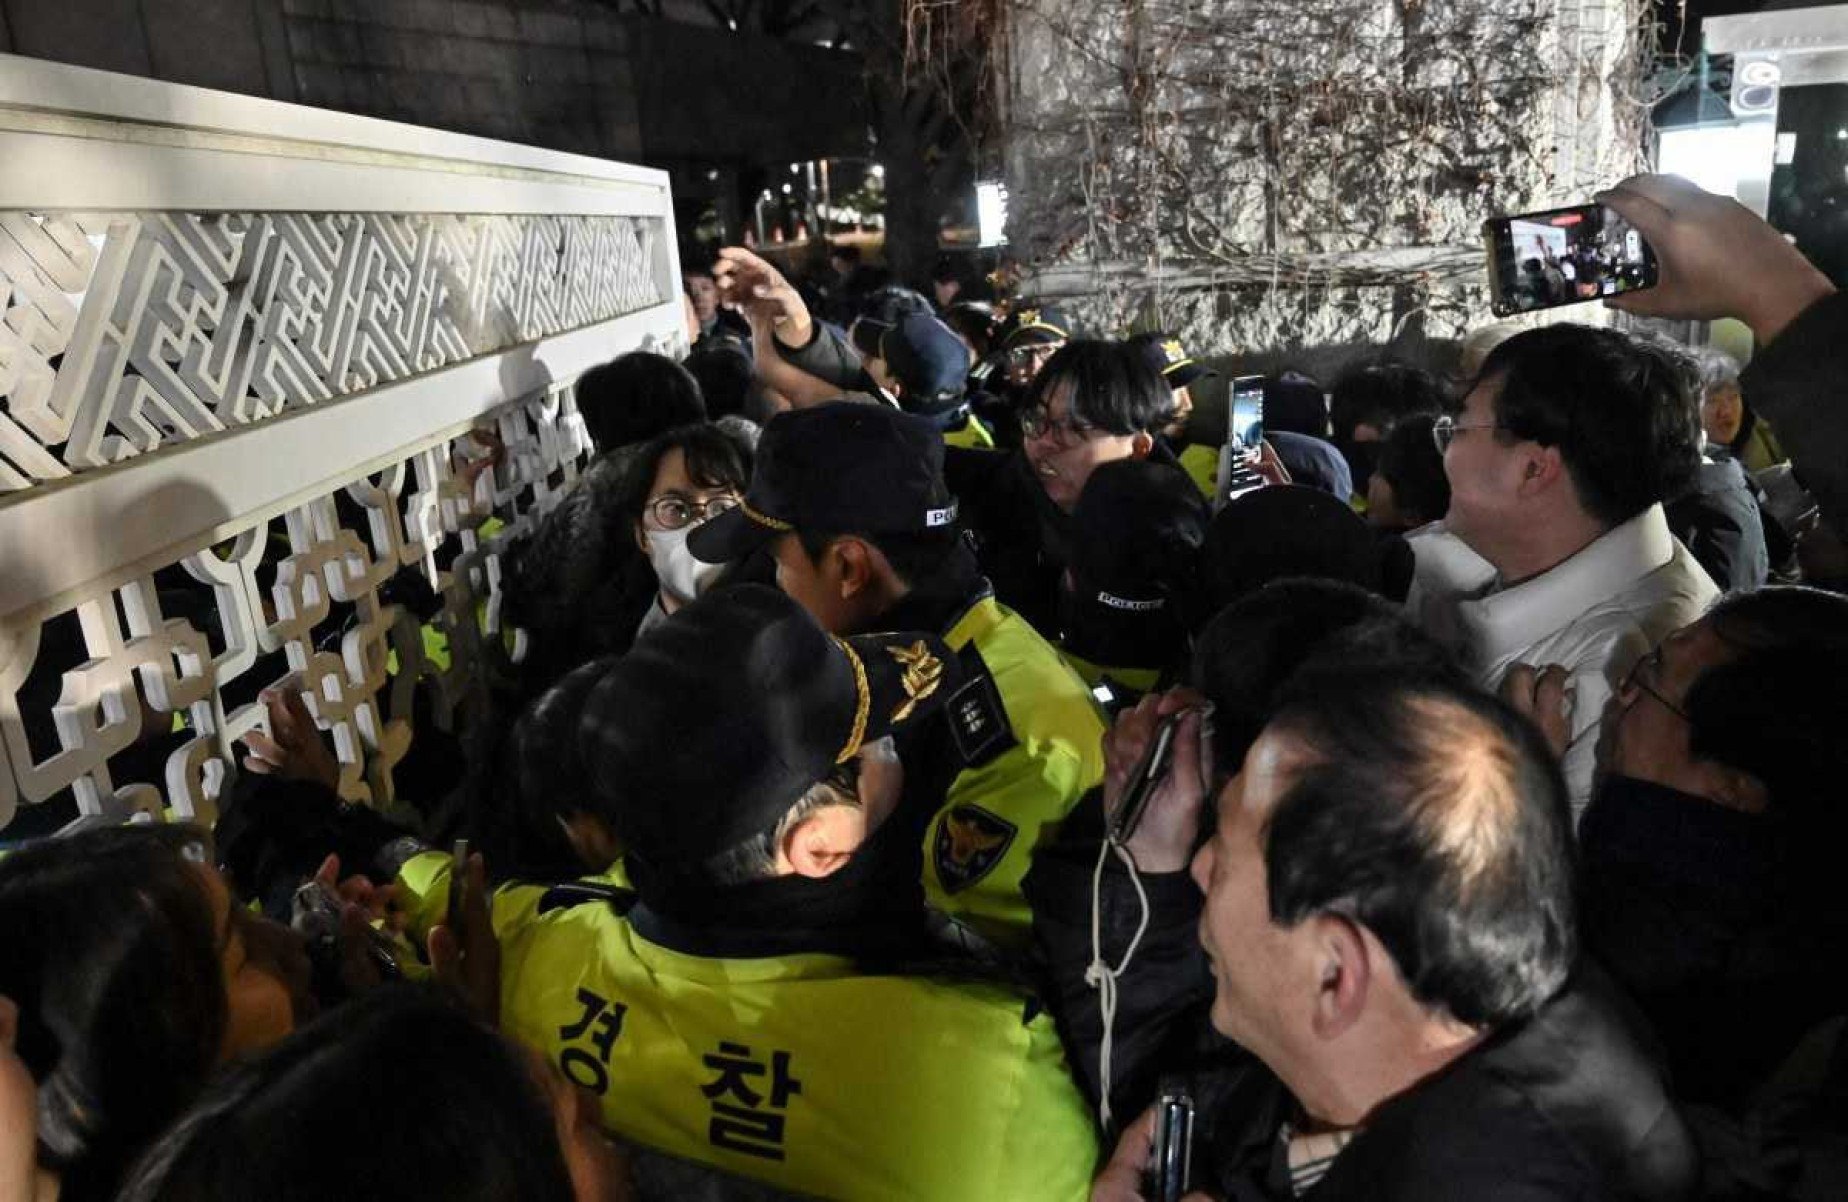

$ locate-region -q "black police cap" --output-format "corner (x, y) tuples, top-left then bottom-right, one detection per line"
(999, 301), (1075, 349)
(1062, 460), (1208, 670)
(569, 585), (955, 875)
(1132, 332), (1219, 391)
(689, 402), (959, 566)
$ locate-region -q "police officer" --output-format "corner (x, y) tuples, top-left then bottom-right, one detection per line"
(881, 312), (998, 449)
(973, 300), (1074, 451)
(689, 404), (1106, 952)
(1127, 331), (1223, 499)
(397, 587), (1099, 1201)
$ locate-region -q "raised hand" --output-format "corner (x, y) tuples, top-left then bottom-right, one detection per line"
(1598, 174), (1835, 343)
(713, 246), (814, 348)
(430, 852), (500, 1027)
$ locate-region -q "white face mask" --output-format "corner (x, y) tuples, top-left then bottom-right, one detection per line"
(646, 524), (725, 605)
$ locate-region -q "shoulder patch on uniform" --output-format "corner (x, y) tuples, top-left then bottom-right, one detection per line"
(537, 881), (636, 916)
(933, 804), (1018, 894)
(946, 644), (1017, 768)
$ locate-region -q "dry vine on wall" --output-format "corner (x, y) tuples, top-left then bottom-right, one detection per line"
(913, 0), (1659, 357)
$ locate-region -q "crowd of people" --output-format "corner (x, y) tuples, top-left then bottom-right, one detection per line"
(3, 173), (1847, 1202)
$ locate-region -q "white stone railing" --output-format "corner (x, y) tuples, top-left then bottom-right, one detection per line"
(0, 55), (683, 836)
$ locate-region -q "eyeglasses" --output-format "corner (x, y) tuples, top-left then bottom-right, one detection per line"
(1620, 645), (1688, 720)
(1430, 413), (1504, 454)
(643, 493), (739, 531)
(1005, 343), (1059, 365)
(1020, 405), (1106, 449)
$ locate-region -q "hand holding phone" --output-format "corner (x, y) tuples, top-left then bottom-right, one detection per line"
(1109, 711), (1186, 844)
(1146, 1086), (1196, 1202)
(1596, 174), (1835, 343)
(1101, 693), (1212, 872)
(1219, 376), (1267, 506)
(1484, 202), (1658, 317)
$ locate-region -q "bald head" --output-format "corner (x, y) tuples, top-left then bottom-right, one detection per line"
(1260, 676), (1576, 1027)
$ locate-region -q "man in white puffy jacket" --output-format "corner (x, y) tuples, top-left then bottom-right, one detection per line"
(1405, 324), (1718, 818)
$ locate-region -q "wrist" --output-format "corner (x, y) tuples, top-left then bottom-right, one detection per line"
(1746, 267), (1836, 346)
(774, 315), (815, 351)
(1125, 822), (1199, 874)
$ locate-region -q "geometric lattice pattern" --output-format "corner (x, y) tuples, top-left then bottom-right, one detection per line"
(0, 212), (665, 491)
(0, 382), (594, 831)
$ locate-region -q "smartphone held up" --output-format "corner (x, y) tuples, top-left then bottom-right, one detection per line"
(1215, 375), (1267, 507)
(1483, 202), (1658, 318)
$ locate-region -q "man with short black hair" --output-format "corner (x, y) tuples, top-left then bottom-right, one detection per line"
(683, 259), (752, 351)
(690, 403), (1106, 950)
(1406, 324), (1717, 813)
(946, 339), (1178, 633)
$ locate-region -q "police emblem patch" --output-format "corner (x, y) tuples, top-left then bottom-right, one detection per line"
(933, 804), (1018, 894)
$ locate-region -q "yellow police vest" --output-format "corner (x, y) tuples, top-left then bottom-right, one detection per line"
(943, 414), (997, 451)
(394, 851), (634, 939)
(397, 855), (1099, 1201)
(926, 597), (1106, 949)
(1178, 443), (1219, 500)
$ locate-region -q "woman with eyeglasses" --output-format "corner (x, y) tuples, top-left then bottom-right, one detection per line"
(502, 423), (758, 699)
(625, 424), (754, 640)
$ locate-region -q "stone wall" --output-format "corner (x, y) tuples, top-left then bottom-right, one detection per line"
(1001, 0), (1650, 366)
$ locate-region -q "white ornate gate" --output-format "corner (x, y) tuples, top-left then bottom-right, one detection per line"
(0, 54), (683, 836)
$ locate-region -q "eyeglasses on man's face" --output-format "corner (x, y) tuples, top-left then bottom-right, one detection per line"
(643, 493), (739, 532)
(1620, 644), (1689, 721)
(1430, 413), (1504, 454)
(1006, 342), (1060, 363)
(1020, 404), (1106, 449)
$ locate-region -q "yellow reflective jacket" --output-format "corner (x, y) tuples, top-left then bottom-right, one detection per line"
(943, 414), (998, 451)
(1178, 442), (1219, 500)
(925, 597), (1107, 948)
(397, 854), (1098, 1201)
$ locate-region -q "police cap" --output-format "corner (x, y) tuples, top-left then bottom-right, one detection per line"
(998, 301), (1075, 350)
(689, 402), (958, 565)
(1131, 331), (1219, 391)
(881, 313), (971, 416)
(574, 585), (955, 874)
